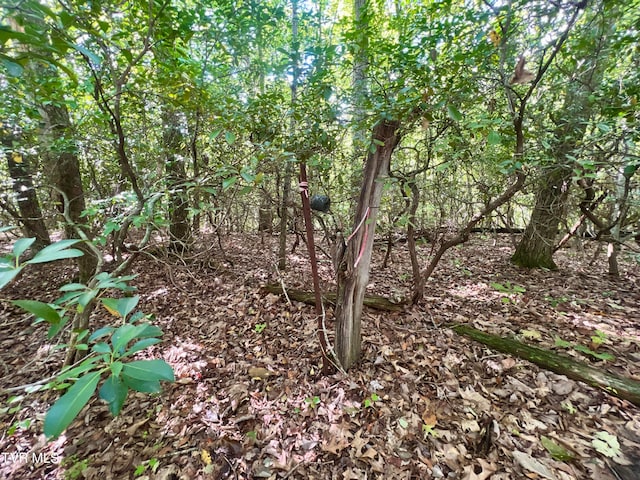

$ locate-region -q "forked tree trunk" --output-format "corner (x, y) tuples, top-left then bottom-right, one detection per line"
(334, 119), (401, 370)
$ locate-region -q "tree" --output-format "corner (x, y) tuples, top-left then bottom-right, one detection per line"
(1, 125), (50, 250)
(512, 1), (612, 269)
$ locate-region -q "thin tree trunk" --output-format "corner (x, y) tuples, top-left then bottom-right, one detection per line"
(163, 110), (191, 252)
(335, 119), (401, 370)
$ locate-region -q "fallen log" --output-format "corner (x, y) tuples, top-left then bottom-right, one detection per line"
(263, 284), (404, 312)
(451, 324), (640, 408)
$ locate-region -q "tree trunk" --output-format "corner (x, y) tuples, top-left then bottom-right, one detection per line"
(452, 325), (640, 407)
(511, 165), (572, 269)
(1, 126), (50, 251)
(41, 103), (98, 282)
(512, 10), (611, 269)
(163, 110), (191, 253)
(334, 119), (401, 370)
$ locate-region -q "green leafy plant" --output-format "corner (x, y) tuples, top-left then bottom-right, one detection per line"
(1, 238), (175, 439)
(490, 281), (526, 304)
(0, 238), (84, 289)
(363, 392), (380, 409)
(304, 396), (321, 408)
(134, 458), (160, 477)
(41, 297), (174, 438)
(254, 322), (267, 333)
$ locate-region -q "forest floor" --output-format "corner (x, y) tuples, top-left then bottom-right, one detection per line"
(0, 233), (639, 480)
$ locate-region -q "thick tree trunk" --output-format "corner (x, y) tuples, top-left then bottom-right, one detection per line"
(41, 104), (98, 282)
(452, 325), (640, 407)
(1, 127), (50, 251)
(511, 165), (572, 269)
(512, 14), (611, 269)
(334, 119), (401, 370)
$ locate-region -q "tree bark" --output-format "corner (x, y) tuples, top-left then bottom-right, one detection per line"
(452, 325), (640, 407)
(334, 119), (401, 370)
(511, 165), (572, 269)
(1, 126), (50, 251)
(163, 110), (191, 252)
(41, 103), (98, 282)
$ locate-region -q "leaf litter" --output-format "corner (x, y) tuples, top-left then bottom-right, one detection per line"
(0, 234), (639, 479)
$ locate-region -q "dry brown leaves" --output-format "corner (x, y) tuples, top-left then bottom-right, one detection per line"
(0, 233), (639, 479)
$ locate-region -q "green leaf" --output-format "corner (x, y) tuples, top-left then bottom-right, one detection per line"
(122, 359), (175, 382)
(225, 131), (236, 145)
(0, 268), (23, 290)
(554, 336), (572, 348)
(0, 56), (24, 76)
(28, 240), (84, 264)
(12, 300), (61, 324)
(541, 435), (574, 461)
(487, 131), (501, 145)
(222, 176), (238, 190)
(44, 371), (101, 438)
(67, 41), (102, 66)
(102, 296), (139, 320)
(447, 104), (463, 122)
(111, 324), (139, 354)
(92, 342), (111, 354)
(13, 238), (36, 259)
(89, 326), (115, 342)
(122, 338), (161, 357)
(99, 374), (128, 415)
(47, 316), (69, 339)
(110, 361), (123, 377)
(59, 283), (87, 292)
(122, 374), (161, 393)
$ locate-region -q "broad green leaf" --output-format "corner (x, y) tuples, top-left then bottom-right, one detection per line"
(0, 56), (24, 76)
(44, 371), (101, 438)
(122, 338), (161, 357)
(99, 375), (128, 415)
(12, 300), (60, 324)
(111, 324), (138, 353)
(101, 296), (139, 320)
(122, 374), (161, 393)
(222, 176), (238, 190)
(447, 105), (463, 122)
(122, 359), (175, 382)
(110, 361), (124, 377)
(59, 283), (87, 292)
(47, 316), (70, 339)
(487, 131), (501, 145)
(56, 357), (100, 383)
(135, 324), (163, 339)
(29, 240), (84, 264)
(89, 326), (116, 342)
(92, 342), (112, 354)
(0, 268), (23, 290)
(225, 131), (236, 145)
(541, 435), (574, 461)
(67, 42), (102, 66)
(13, 238), (36, 259)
